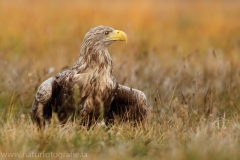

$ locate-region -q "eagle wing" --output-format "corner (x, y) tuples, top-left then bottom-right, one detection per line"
(106, 84), (148, 125)
(31, 69), (82, 128)
(31, 77), (56, 128)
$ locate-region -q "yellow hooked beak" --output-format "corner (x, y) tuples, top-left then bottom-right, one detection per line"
(107, 30), (127, 43)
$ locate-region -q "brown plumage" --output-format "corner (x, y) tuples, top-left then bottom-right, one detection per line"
(31, 26), (148, 128)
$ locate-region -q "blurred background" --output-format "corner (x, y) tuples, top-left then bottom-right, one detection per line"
(0, 0), (240, 117)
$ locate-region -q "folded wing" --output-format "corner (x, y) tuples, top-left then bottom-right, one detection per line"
(31, 77), (55, 128)
(107, 84), (148, 125)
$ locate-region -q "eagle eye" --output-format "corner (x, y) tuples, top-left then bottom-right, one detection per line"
(104, 31), (109, 35)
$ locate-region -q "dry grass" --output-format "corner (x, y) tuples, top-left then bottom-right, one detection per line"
(0, 0), (240, 159)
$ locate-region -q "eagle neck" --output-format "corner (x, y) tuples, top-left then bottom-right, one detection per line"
(75, 46), (113, 73)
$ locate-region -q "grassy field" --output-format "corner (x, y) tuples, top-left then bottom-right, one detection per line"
(1, 0), (240, 159)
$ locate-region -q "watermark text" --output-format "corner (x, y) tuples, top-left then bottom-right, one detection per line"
(0, 150), (87, 159)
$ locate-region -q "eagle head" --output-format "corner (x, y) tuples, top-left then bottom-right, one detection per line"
(82, 26), (127, 49)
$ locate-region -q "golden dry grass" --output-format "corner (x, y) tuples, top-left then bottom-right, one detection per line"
(0, 0), (240, 159)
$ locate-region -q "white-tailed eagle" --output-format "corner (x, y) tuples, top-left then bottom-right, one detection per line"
(31, 26), (148, 128)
